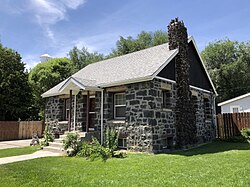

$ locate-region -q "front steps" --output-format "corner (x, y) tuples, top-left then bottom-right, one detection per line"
(42, 131), (89, 155)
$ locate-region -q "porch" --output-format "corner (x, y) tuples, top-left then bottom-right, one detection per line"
(45, 77), (104, 144)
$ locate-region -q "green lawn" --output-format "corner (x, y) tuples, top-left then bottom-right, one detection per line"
(0, 146), (40, 158)
(0, 141), (249, 187)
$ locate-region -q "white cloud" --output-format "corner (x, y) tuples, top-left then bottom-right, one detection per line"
(26, 0), (87, 40)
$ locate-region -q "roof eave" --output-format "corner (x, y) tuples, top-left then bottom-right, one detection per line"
(218, 92), (250, 106)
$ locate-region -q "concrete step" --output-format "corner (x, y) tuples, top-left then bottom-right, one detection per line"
(43, 146), (66, 155)
(59, 132), (86, 139)
(49, 142), (63, 149)
(54, 138), (63, 143)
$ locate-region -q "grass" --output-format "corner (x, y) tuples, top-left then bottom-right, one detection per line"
(0, 141), (249, 187)
(0, 146), (40, 158)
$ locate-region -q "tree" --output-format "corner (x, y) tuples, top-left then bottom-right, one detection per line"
(107, 30), (168, 58)
(0, 43), (33, 120)
(68, 47), (104, 73)
(201, 39), (250, 102)
(29, 58), (73, 116)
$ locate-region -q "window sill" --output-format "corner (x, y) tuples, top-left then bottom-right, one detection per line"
(162, 108), (172, 112)
(107, 119), (126, 124)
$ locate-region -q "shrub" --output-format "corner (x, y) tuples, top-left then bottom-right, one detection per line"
(40, 120), (54, 147)
(78, 137), (111, 162)
(241, 128), (250, 143)
(63, 132), (82, 156)
(105, 127), (119, 157)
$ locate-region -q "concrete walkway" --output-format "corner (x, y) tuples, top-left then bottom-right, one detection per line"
(0, 150), (63, 165)
(0, 139), (32, 150)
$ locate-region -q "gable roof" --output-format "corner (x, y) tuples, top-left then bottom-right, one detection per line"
(42, 37), (216, 98)
(218, 92), (250, 106)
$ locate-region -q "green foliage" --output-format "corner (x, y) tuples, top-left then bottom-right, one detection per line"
(29, 57), (73, 116)
(241, 128), (250, 143)
(68, 47), (104, 73)
(201, 39), (250, 102)
(77, 128), (120, 161)
(0, 42), (33, 120)
(40, 120), (54, 147)
(63, 132), (82, 156)
(78, 137), (111, 162)
(105, 127), (119, 157)
(107, 30), (168, 58)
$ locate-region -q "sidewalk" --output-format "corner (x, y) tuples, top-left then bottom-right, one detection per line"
(0, 139), (32, 150)
(0, 150), (63, 165)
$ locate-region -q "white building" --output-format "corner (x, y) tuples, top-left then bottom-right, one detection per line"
(218, 92), (250, 113)
(40, 54), (52, 62)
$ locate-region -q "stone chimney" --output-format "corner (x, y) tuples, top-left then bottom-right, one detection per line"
(168, 18), (197, 148)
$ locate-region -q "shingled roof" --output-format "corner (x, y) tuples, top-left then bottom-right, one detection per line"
(42, 43), (178, 97)
(41, 37), (217, 98)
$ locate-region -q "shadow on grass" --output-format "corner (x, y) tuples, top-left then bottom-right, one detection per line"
(169, 140), (250, 156)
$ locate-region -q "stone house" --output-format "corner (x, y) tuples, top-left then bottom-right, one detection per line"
(42, 20), (217, 152)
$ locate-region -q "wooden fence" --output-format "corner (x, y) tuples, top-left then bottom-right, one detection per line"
(0, 121), (44, 141)
(216, 113), (250, 139)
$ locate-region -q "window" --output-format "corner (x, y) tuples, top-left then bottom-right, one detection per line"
(118, 138), (127, 148)
(231, 106), (240, 113)
(204, 98), (212, 120)
(114, 93), (126, 119)
(64, 98), (70, 120)
(162, 90), (171, 109)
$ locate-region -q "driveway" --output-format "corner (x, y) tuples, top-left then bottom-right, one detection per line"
(0, 139), (32, 150)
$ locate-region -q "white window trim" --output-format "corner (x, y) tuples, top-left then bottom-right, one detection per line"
(230, 105), (241, 113)
(114, 93), (126, 119)
(118, 138), (127, 148)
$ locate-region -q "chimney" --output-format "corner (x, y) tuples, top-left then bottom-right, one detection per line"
(168, 18), (197, 148)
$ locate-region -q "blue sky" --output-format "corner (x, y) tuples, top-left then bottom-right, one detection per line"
(1, 0), (250, 69)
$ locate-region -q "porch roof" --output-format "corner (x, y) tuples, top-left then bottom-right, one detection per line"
(41, 77), (101, 97)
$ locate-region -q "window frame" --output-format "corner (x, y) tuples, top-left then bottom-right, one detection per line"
(230, 105), (240, 113)
(162, 90), (172, 110)
(114, 92), (126, 119)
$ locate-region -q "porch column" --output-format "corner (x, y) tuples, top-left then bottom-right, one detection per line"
(68, 89), (72, 132)
(86, 91), (90, 132)
(73, 94), (77, 131)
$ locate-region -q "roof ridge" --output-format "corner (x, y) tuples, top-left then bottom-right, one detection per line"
(72, 42), (170, 76)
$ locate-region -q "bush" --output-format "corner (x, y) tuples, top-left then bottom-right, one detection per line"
(63, 132), (82, 156)
(78, 138), (111, 162)
(241, 128), (250, 143)
(40, 120), (54, 147)
(105, 127), (119, 157)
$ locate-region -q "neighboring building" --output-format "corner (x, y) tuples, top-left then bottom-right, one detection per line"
(42, 20), (217, 152)
(218, 93), (250, 113)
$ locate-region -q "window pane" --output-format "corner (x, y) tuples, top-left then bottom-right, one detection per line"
(163, 90), (171, 109)
(115, 93), (125, 105)
(115, 106), (126, 118)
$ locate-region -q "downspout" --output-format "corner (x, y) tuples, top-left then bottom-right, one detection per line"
(213, 95), (217, 137)
(101, 89), (104, 145)
(74, 94), (77, 131)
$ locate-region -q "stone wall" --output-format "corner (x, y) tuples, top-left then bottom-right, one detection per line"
(45, 96), (64, 123)
(45, 79), (215, 152)
(95, 78), (215, 153)
(45, 92), (87, 132)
